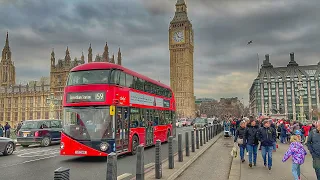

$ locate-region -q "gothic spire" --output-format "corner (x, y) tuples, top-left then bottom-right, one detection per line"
(102, 42), (109, 62)
(171, 0), (189, 23)
(65, 46), (71, 64)
(51, 48), (55, 67)
(117, 47), (122, 65)
(5, 31), (9, 47)
(110, 53), (115, 63)
(81, 50), (85, 64)
(287, 52), (298, 67)
(88, 43), (92, 63)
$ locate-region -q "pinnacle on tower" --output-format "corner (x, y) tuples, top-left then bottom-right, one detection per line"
(5, 31), (9, 47)
(117, 47), (122, 65)
(110, 53), (115, 63)
(287, 52), (298, 67)
(88, 43), (92, 63)
(176, 0), (186, 5)
(171, 0), (189, 23)
(51, 48), (55, 67)
(102, 42), (109, 62)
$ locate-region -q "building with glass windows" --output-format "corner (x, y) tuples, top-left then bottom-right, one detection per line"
(249, 52), (319, 121)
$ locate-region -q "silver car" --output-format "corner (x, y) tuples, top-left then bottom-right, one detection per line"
(0, 137), (16, 156)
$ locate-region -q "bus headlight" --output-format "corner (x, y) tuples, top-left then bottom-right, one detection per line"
(100, 142), (109, 151)
(60, 142), (64, 149)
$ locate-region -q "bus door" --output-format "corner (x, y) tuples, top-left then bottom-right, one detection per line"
(145, 109), (154, 146)
(115, 107), (130, 152)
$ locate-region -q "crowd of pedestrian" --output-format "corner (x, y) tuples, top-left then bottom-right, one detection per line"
(223, 116), (320, 180)
(0, 121), (22, 138)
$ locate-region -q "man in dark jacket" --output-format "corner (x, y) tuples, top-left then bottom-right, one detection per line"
(306, 120), (320, 179)
(244, 119), (259, 167)
(234, 121), (246, 162)
(257, 120), (276, 170)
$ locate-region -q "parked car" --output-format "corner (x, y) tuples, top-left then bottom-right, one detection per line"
(186, 119), (192, 126)
(0, 137), (16, 155)
(180, 118), (188, 126)
(17, 119), (62, 147)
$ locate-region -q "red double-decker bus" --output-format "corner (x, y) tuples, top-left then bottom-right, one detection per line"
(60, 62), (176, 156)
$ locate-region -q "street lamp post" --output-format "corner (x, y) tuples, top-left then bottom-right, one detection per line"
(296, 81), (306, 123)
(46, 93), (60, 119)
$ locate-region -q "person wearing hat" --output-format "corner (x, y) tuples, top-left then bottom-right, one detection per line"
(257, 120), (277, 170)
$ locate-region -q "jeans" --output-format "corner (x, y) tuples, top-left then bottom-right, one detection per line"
(261, 146), (273, 167)
(246, 144), (258, 164)
(280, 135), (286, 143)
(273, 142), (276, 150)
(239, 145), (245, 160)
(292, 163), (300, 180)
(231, 128), (235, 136)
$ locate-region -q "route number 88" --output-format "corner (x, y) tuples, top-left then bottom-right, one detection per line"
(95, 93), (104, 100)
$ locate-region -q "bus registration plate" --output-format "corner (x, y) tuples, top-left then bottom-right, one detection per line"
(75, 150), (87, 155)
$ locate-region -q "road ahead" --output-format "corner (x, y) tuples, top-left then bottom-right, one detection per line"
(0, 126), (193, 180)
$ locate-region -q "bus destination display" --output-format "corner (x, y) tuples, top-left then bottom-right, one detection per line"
(67, 92), (106, 102)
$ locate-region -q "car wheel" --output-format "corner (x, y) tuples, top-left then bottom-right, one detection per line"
(3, 142), (14, 155)
(130, 135), (139, 155)
(41, 137), (51, 147)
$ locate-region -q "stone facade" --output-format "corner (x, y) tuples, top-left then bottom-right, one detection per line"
(249, 53), (320, 121)
(169, 0), (195, 118)
(0, 32), (122, 126)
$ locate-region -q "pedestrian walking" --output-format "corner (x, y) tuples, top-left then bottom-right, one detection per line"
(234, 121), (246, 163)
(306, 120), (320, 179)
(282, 130), (307, 180)
(4, 122), (11, 138)
(257, 120), (277, 170)
(0, 124), (4, 137)
(244, 118), (259, 167)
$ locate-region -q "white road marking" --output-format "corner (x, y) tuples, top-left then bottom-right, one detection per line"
(117, 173), (132, 180)
(0, 154), (59, 169)
(18, 150), (60, 158)
(15, 147), (59, 153)
(15, 148), (59, 155)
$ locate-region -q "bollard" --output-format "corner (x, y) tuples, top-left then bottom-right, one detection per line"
(209, 126), (212, 140)
(196, 129), (200, 149)
(214, 125), (217, 136)
(178, 133), (183, 162)
(206, 127), (209, 142)
(155, 140), (162, 179)
(211, 125), (213, 139)
(106, 152), (117, 180)
(168, 136), (174, 169)
(54, 167), (70, 180)
(185, 132), (190, 156)
(200, 128), (203, 146)
(191, 130), (195, 152)
(203, 127), (206, 144)
(136, 145), (144, 180)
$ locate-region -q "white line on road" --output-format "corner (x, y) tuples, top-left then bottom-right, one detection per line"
(15, 147), (59, 153)
(0, 154), (59, 169)
(18, 150), (60, 158)
(117, 173), (132, 180)
(15, 148), (59, 155)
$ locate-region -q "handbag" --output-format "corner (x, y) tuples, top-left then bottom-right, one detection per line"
(237, 138), (244, 145)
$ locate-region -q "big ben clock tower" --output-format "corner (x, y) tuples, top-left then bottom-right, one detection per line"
(169, 0), (195, 118)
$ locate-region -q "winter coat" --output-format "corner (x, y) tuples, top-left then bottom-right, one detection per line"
(257, 126), (276, 147)
(307, 129), (320, 158)
(234, 126), (246, 147)
(282, 142), (307, 165)
(280, 124), (287, 137)
(244, 125), (259, 146)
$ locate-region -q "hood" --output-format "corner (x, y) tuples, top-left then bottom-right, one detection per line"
(291, 142), (303, 149)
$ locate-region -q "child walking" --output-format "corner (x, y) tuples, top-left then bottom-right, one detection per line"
(282, 130), (307, 180)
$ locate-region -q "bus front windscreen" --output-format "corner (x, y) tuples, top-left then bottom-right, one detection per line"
(63, 106), (113, 141)
(67, 69), (110, 86)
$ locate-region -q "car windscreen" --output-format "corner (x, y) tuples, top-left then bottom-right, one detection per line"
(194, 118), (207, 124)
(20, 121), (48, 129)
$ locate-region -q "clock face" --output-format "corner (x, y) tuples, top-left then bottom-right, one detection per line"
(173, 31), (184, 43)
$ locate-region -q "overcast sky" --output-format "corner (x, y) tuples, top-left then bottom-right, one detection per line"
(0, 0), (320, 104)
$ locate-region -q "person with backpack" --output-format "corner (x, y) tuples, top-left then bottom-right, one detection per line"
(306, 120), (320, 179)
(282, 130), (307, 180)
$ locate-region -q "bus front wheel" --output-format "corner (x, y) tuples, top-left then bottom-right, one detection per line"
(131, 135), (139, 155)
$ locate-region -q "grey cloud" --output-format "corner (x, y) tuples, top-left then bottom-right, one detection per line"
(0, 0), (319, 103)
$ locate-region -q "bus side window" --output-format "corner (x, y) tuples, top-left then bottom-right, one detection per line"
(110, 70), (120, 84)
(153, 110), (159, 126)
(159, 110), (164, 125)
(140, 109), (145, 127)
(119, 72), (126, 86)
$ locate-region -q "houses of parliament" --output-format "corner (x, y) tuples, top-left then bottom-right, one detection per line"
(0, 32), (122, 126)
